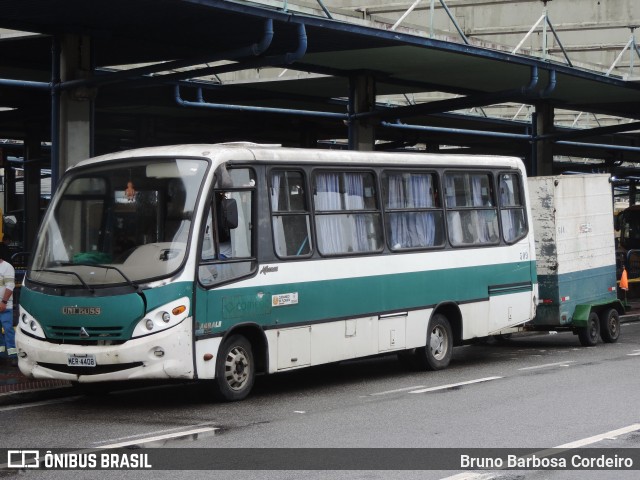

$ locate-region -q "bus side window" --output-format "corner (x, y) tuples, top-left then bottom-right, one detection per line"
(198, 168), (256, 286)
(384, 171), (444, 250)
(271, 170), (312, 257)
(445, 172), (499, 246)
(499, 173), (527, 243)
(313, 171), (383, 255)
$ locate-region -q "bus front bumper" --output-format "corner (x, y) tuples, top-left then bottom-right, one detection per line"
(14, 319), (194, 383)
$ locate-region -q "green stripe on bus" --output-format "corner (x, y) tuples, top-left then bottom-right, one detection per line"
(201, 260), (536, 329)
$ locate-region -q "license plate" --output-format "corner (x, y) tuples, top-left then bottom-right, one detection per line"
(67, 354), (96, 367)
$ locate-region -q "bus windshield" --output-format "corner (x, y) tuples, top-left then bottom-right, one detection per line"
(28, 157), (209, 287)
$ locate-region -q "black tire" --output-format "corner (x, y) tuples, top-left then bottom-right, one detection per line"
(415, 313), (453, 371)
(578, 311), (600, 347)
(213, 334), (255, 401)
(600, 308), (620, 343)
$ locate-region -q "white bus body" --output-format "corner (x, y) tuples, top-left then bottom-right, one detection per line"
(16, 144), (537, 400)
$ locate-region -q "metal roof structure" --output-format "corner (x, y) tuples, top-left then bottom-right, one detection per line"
(1, 0), (640, 169)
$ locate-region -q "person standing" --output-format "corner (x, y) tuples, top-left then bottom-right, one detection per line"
(0, 244), (16, 366)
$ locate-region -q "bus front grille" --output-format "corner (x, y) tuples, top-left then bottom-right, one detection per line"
(46, 325), (126, 344)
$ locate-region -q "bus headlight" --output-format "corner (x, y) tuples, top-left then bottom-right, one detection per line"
(132, 297), (190, 338)
(18, 307), (46, 340)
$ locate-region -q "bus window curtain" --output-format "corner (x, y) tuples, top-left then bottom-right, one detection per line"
(410, 174), (435, 247)
(500, 176), (516, 242)
(445, 175), (463, 245)
(471, 175), (490, 243)
(388, 174), (436, 248)
(270, 173), (287, 255)
(315, 172), (345, 254)
(345, 173), (369, 252)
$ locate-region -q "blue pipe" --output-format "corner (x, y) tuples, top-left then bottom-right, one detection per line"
(0, 78), (50, 90)
(557, 140), (640, 153)
(61, 19), (274, 90)
(175, 85), (347, 119)
(169, 22), (307, 81)
(540, 69), (556, 97)
(381, 120), (532, 140)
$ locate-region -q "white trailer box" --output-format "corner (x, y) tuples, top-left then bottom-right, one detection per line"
(527, 174), (623, 345)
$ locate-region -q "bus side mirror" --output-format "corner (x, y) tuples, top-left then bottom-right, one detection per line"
(221, 198), (238, 230)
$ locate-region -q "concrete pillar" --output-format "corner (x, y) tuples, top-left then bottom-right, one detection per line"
(534, 103), (554, 176)
(57, 34), (93, 181)
(348, 74), (376, 151)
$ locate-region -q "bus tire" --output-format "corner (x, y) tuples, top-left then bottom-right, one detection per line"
(600, 308), (620, 343)
(415, 313), (453, 371)
(213, 334), (255, 401)
(578, 312), (600, 347)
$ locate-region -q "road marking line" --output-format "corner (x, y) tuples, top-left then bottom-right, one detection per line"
(554, 423), (640, 449)
(98, 427), (217, 449)
(369, 385), (426, 396)
(409, 377), (502, 394)
(439, 424), (640, 480)
(93, 423), (218, 444)
(627, 350), (640, 356)
(518, 361), (575, 371)
(0, 396), (79, 412)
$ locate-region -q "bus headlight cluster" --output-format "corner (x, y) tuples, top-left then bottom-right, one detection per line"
(18, 307), (46, 339)
(132, 297), (190, 338)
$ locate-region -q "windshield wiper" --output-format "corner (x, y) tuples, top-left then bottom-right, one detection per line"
(72, 263), (139, 290)
(35, 269), (94, 293)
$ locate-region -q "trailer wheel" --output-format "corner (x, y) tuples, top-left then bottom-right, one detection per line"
(415, 313), (453, 370)
(600, 308), (620, 343)
(213, 334), (255, 401)
(578, 312), (600, 347)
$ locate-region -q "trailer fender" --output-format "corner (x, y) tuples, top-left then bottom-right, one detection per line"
(572, 304), (592, 328)
(571, 300), (625, 328)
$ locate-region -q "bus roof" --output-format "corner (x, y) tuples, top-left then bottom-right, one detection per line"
(72, 142), (525, 171)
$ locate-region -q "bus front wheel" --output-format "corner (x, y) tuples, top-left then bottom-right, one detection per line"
(578, 312), (600, 347)
(213, 334), (255, 401)
(416, 313), (453, 371)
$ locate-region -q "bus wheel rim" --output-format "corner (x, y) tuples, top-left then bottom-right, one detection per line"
(430, 326), (447, 360)
(225, 346), (250, 390)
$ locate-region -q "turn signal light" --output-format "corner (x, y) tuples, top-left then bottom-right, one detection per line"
(172, 305), (187, 315)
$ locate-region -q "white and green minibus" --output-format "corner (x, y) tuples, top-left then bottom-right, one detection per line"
(16, 143), (538, 400)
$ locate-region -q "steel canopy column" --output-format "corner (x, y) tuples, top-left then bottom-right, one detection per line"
(535, 103), (554, 176)
(57, 35), (93, 181)
(348, 74), (376, 151)
(24, 128), (42, 252)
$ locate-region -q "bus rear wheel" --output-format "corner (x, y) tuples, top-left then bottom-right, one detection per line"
(415, 313), (453, 371)
(213, 334), (255, 401)
(600, 308), (620, 343)
(578, 312), (600, 347)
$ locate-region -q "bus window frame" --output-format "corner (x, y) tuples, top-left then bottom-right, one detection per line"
(310, 167), (384, 258)
(443, 169), (501, 248)
(381, 168), (446, 252)
(197, 166), (258, 289)
(268, 167), (314, 260)
(497, 171), (528, 245)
